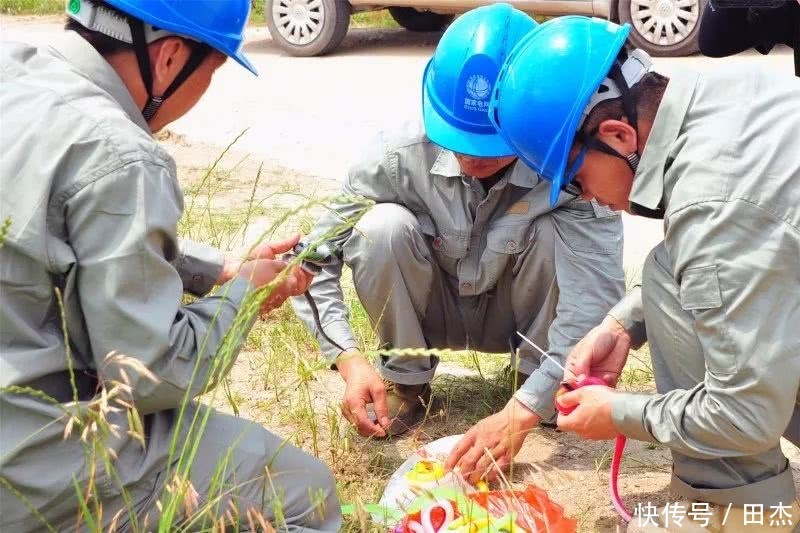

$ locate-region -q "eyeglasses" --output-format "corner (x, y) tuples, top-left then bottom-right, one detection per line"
(562, 144), (588, 197)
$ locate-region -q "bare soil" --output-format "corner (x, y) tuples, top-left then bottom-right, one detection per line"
(168, 135), (800, 532)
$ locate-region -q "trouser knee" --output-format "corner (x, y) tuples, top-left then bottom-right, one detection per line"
(346, 203), (425, 273)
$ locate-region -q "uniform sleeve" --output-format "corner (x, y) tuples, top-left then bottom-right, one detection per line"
(291, 134), (402, 362)
(612, 200), (800, 457)
(515, 200), (626, 420)
(608, 285), (648, 348)
(66, 160), (255, 415)
(174, 239), (224, 297)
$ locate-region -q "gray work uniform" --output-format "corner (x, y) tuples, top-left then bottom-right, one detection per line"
(0, 33), (340, 532)
(607, 68), (800, 507)
(292, 120), (625, 420)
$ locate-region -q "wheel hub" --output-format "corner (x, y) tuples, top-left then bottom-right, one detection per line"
(630, 0), (699, 47)
(655, 0), (675, 18)
(292, 3), (308, 22)
(273, 0), (325, 46)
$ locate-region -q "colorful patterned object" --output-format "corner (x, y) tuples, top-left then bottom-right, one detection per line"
(393, 486), (577, 533)
(405, 460), (447, 484)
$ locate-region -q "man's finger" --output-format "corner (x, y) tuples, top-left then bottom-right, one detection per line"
(282, 275), (299, 297)
(477, 454), (510, 483)
(340, 400), (355, 425)
(350, 401), (386, 437)
(293, 271), (313, 296)
(557, 389), (583, 409)
(483, 462), (510, 483)
(473, 450), (497, 483)
(370, 383), (390, 428)
(592, 331), (617, 361)
(293, 267), (314, 292)
(556, 412), (576, 432)
(601, 372), (619, 386)
(566, 344), (593, 380)
(251, 234), (302, 260)
(457, 448), (485, 483)
(267, 234), (302, 255)
(445, 433), (476, 471)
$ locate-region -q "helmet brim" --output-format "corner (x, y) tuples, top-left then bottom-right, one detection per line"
(422, 82), (514, 158)
(230, 49), (258, 75)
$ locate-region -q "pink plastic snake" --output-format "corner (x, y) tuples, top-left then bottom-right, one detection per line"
(556, 376), (633, 523)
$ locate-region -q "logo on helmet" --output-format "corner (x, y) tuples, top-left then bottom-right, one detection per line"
(463, 74), (492, 113)
(466, 74), (492, 100)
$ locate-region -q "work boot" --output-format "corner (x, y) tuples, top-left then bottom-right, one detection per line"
(383, 380), (431, 437)
(626, 500), (800, 532)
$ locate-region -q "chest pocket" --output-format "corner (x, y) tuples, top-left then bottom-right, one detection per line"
(486, 223), (531, 255)
(416, 213), (469, 259)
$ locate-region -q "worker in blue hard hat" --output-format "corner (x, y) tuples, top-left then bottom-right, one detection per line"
(490, 16), (800, 530)
(0, 1), (340, 530)
(293, 3), (625, 484)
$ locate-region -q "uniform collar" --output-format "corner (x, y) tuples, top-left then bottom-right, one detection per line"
(429, 149), (541, 189)
(48, 31), (150, 133)
(429, 149), (462, 177)
(629, 69), (699, 210)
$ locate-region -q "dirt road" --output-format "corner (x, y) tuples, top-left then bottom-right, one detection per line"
(2, 17), (796, 267)
(5, 17), (794, 178)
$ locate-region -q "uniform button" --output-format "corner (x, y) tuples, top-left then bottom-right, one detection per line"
(506, 240), (517, 252)
(461, 282), (472, 291)
(433, 237), (443, 249)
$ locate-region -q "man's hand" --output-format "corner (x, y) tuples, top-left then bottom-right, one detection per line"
(445, 399), (540, 484)
(217, 234), (304, 285)
(565, 315), (631, 387)
(337, 351), (390, 437)
(237, 259), (312, 315)
(556, 385), (618, 440)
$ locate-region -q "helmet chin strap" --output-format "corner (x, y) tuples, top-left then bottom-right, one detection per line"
(127, 17), (210, 123)
(577, 128), (640, 174)
(625, 151), (640, 173)
(575, 52), (648, 175)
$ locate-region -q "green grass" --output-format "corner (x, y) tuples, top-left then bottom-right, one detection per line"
(351, 10), (399, 30)
(0, 130), (661, 531)
(253, 1), (399, 29)
(0, 0), (61, 15)
(250, 0), (266, 25)
(0, 218), (11, 248)
(620, 345), (655, 390)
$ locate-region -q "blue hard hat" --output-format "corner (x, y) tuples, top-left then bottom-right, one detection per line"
(489, 17), (631, 205)
(422, 4), (537, 157)
(102, 0), (256, 74)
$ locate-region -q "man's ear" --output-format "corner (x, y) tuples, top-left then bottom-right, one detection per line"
(148, 37), (191, 96)
(597, 119), (638, 154)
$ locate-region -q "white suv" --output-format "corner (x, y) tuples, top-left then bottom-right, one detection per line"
(265, 0), (707, 57)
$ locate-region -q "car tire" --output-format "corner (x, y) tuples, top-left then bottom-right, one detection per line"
(618, 0), (707, 56)
(388, 7), (454, 32)
(266, 0), (351, 57)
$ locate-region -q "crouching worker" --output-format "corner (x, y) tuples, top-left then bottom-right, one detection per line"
(489, 15), (800, 531)
(292, 3), (625, 483)
(0, 1), (340, 531)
